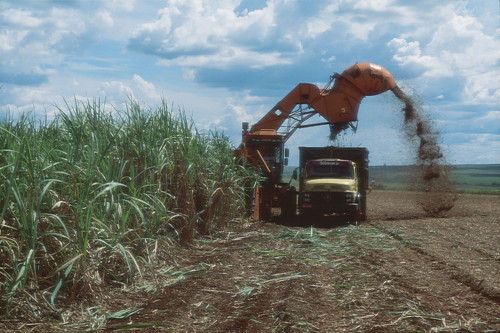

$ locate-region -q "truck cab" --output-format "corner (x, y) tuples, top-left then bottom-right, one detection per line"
(299, 159), (361, 217)
(297, 147), (369, 221)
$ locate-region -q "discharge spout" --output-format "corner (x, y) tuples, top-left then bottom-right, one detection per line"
(313, 62), (397, 124)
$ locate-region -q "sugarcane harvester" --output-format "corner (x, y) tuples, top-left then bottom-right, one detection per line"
(234, 63), (397, 220)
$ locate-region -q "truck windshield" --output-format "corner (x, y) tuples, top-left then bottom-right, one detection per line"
(305, 161), (354, 179)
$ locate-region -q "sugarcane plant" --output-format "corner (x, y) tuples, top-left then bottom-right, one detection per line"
(0, 98), (260, 318)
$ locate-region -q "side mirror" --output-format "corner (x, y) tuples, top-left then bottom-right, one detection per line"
(284, 148), (289, 158)
(292, 169), (298, 180)
(284, 158), (288, 166)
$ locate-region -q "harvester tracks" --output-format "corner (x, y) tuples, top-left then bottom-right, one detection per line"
(367, 220), (500, 305)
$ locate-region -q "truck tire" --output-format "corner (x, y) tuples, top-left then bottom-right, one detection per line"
(360, 195), (367, 221)
(280, 188), (297, 217)
(348, 195), (365, 222)
(260, 201), (272, 221)
(347, 206), (361, 222)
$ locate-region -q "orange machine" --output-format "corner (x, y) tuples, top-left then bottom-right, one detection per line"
(235, 63), (397, 220)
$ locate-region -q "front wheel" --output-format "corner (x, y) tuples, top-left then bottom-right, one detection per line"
(348, 195), (366, 222)
(360, 195), (367, 221)
(347, 207), (362, 222)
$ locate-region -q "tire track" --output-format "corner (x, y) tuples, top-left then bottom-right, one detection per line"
(367, 220), (500, 304)
(375, 216), (498, 260)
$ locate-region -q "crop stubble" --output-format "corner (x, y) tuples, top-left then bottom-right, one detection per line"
(90, 191), (499, 333)
(2, 191), (498, 332)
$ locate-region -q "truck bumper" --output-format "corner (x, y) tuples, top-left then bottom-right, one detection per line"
(299, 191), (358, 215)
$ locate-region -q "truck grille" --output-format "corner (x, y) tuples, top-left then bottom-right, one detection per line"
(310, 192), (346, 203)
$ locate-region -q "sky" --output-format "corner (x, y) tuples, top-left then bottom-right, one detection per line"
(1, 0), (499, 166)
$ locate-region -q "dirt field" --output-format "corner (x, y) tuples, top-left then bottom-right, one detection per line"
(6, 191), (500, 332)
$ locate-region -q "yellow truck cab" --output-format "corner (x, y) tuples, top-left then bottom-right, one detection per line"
(297, 147), (369, 221)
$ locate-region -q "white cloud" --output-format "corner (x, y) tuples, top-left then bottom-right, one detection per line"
(0, 84), (63, 119)
(464, 71), (500, 106)
(0, 29), (28, 53)
(0, 7), (92, 71)
(346, 21), (375, 41)
(387, 38), (453, 77)
(131, 74), (161, 102)
(0, 2), (138, 76)
(157, 48), (293, 69)
(321, 55), (336, 64)
(99, 78), (141, 103)
(0, 73), (161, 121)
(226, 100), (252, 125)
(128, 0), (314, 69)
(350, 0), (396, 11)
(8, 84), (51, 106)
(225, 90), (268, 124)
(388, 2), (500, 106)
(1, 8), (43, 27)
(97, 10), (114, 27)
(303, 2), (339, 38)
(110, 83), (132, 100)
(128, 0), (392, 68)
(445, 133), (500, 164)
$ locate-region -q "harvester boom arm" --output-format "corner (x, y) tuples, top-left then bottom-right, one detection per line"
(249, 63), (397, 139)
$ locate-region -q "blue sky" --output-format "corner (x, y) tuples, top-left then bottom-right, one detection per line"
(1, 0), (499, 165)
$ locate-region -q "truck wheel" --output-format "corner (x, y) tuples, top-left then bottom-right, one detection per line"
(355, 206), (363, 222)
(347, 207), (361, 222)
(260, 201), (272, 221)
(281, 189), (297, 218)
(360, 195), (367, 221)
(348, 195), (365, 222)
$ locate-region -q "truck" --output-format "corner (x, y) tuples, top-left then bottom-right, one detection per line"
(234, 62), (398, 221)
(295, 146), (369, 221)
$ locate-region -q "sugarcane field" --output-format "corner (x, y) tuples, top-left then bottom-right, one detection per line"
(1, 3), (499, 330)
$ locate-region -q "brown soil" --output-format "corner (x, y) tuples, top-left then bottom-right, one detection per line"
(2, 191), (499, 332)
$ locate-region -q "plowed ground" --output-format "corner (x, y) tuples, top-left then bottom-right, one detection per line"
(8, 191), (500, 332)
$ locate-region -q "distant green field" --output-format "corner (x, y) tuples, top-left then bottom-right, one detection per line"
(370, 164), (500, 194)
(446, 164), (500, 194)
(283, 164), (500, 194)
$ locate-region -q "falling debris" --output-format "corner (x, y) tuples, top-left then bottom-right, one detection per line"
(329, 122), (351, 141)
(327, 84), (457, 216)
(391, 86), (457, 215)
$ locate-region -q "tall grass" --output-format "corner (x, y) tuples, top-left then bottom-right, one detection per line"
(0, 99), (259, 318)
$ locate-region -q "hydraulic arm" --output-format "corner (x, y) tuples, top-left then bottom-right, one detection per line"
(248, 62), (396, 141)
